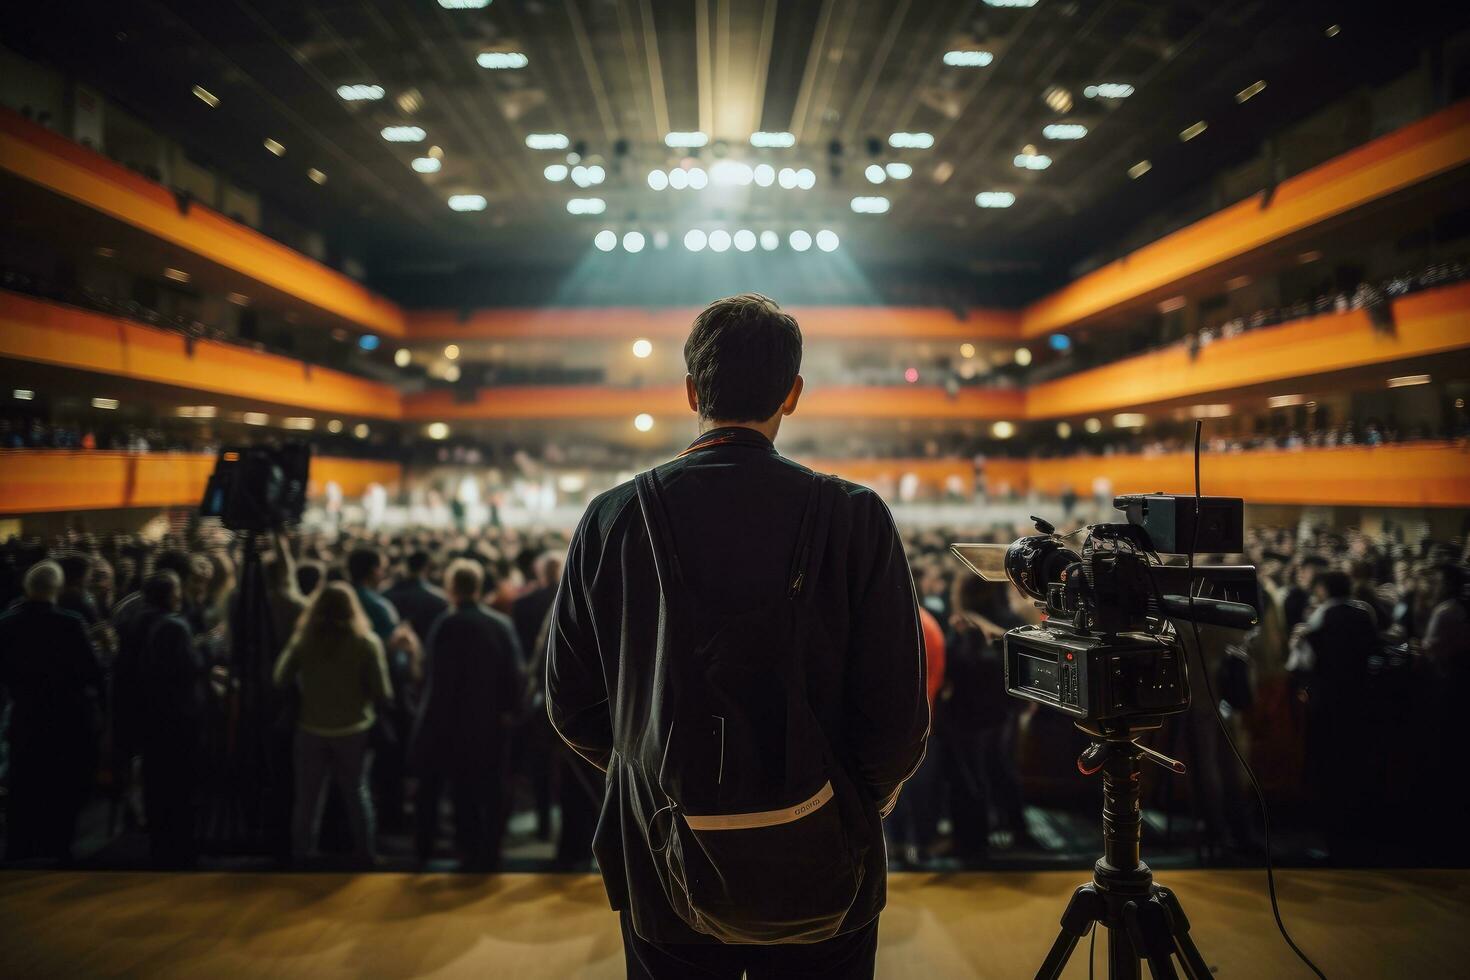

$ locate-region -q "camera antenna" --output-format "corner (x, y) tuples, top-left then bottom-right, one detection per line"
(1183, 420), (1326, 979)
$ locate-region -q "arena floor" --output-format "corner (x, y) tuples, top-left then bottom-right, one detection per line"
(1, 868), (1465, 978)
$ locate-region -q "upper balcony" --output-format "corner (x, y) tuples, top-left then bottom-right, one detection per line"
(0, 107), (405, 339)
(1020, 99), (1470, 339)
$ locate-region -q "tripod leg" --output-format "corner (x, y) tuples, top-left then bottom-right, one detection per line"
(1124, 900), (1178, 980)
(1035, 885), (1102, 980)
(1107, 920), (1143, 980)
(1154, 887), (1213, 980)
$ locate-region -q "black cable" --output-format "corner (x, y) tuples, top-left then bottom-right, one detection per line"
(1184, 420), (1327, 979)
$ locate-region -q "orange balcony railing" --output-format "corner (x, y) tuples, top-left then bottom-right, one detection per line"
(1026, 281), (1470, 419)
(0, 292), (401, 420)
(0, 451), (402, 515)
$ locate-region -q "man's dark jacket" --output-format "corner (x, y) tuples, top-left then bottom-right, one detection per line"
(0, 600), (103, 757)
(546, 427), (929, 943)
(383, 577), (450, 644)
(410, 602), (526, 774)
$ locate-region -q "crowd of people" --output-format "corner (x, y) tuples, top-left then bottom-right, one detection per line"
(0, 508), (1465, 871)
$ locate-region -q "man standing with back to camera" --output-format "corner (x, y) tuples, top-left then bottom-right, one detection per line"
(547, 294), (929, 979)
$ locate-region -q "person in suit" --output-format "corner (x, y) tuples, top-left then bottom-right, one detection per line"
(384, 550), (450, 644)
(0, 560), (104, 863)
(410, 558), (525, 869)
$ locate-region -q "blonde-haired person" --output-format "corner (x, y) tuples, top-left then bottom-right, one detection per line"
(274, 581), (393, 865)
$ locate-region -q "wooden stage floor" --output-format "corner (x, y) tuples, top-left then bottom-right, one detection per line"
(1, 868), (1466, 978)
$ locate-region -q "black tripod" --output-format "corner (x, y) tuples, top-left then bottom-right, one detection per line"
(1036, 725), (1213, 980)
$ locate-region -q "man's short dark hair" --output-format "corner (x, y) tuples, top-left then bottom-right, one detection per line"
(347, 547), (383, 584)
(1314, 570), (1352, 599)
(684, 293), (802, 422)
(406, 550), (432, 576)
(143, 570), (181, 610)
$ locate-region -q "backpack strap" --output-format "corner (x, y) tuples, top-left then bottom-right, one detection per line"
(635, 468), (688, 599)
(788, 474), (834, 602)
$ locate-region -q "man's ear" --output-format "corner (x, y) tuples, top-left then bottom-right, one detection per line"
(685, 374), (699, 415)
(781, 375), (804, 416)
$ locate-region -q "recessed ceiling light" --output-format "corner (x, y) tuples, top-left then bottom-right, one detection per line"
(544, 163), (568, 181)
(426, 422), (450, 440)
(647, 169), (669, 190)
(1084, 83), (1134, 99)
(1267, 394), (1306, 408)
(684, 229), (708, 252)
(1014, 347), (1032, 366)
(226, 292), (251, 306)
(888, 132), (934, 149)
(394, 348), (412, 368)
(192, 85), (219, 108)
(337, 84), (384, 101)
(623, 232), (646, 253)
(815, 230), (839, 252)
(1056, 422), (1072, 438)
(525, 133), (569, 150)
(263, 138), (285, 156)
(789, 230), (812, 252)
(1043, 86), (1073, 114)
(354, 423), (371, 439)
(284, 417), (315, 431)
(851, 196), (891, 214)
(1128, 159), (1152, 179)
(749, 131), (795, 148)
(1387, 374), (1431, 388)
(1325, 24), (1341, 38)
(413, 157), (442, 173)
(1013, 151), (1051, 170)
(439, 0), (490, 7)
(665, 131), (709, 148)
(443, 344), (460, 360)
(795, 168), (816, 189)
(1235, 80), (1267, 104)
(13, 389), (35, 401)
(163, 267), (191, 284)
(865, 164), (886, 184)
(733, 229), (757, 252)
(984, 0), (1037, 6)
(307, 168), (326, 185)
(594, 230), (617, 251)
(1084, 417), (1103, 433)
(759, 230), (779, 251)
(976, 191), (1015, 208)
(1157, 296), (1187, 314)
(477, 51), (528, 69)
(447, 194), (487, 211)
(708, 229), (732, 253)
(243, 412), (269, 427)
(326, 419), (344, 434)
(1225, 275), (1252, 291)
(567, 198), (606, 215)
(885, 162), (912, 180)
(1042, 123), (1087, 140)
(943, 50), (994, 67)
(93, 246), (116, 259)
(91, 397), (119, 410)
(381, 126), (426, 142)
(1113, 413), (1146, 428)
(1189, 404), (1232, 419)
(991, 421), (1015, 439)
(1180, 121), (1208, 142)
(395, 89), (423, 114)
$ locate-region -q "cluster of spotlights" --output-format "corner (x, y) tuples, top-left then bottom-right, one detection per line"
(592, 229), (838, 253)
(647, 164), (816, 191)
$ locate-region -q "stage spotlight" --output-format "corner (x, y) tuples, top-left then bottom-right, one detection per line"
(885, 162), (912, 179)
(633, 413), (655, 432)
(684, 229), (708, 252)
(760, 230), (780, 251)
(594, 229), (617, 251)
(647, 169), (669, 190)
(992, 420), (1015, 439)
(865, 164), (886, 184)
(1084, 417), (1103, 433)
(426, 422), (450, 440)
(733, 229), (757, 252)
(544, 164), (568, 181)
(753, 164), (775, 186)
(1056, 422), (1073, 438)
(815, 229), (839, 252)
(414, 157), (443, 173)
(1014, 347), (1032, 366)
(668, 168), (690, 190)
(795, 168), (816, 189)
(632, 339), (653, 358)
(778, 167), (799, 189)
(687, 167), (709, 190)
(622, 231), (646, 253)
(708, 229), (732, 252)
(394, 349), (412, 368)
(444, 344), (460, 360)
(327, 419), (344, 434)
(789, 230), (812, 252)
(960, 343), (976, 359)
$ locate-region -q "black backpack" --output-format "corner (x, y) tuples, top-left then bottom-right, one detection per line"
(629, 467), (866, 944)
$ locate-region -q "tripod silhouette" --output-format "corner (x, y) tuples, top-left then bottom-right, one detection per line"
(1035, 724), (1214, 980)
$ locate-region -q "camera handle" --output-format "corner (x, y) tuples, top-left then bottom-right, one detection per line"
(1034, 736), (1213, 980)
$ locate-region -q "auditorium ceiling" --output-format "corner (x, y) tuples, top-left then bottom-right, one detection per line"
(6, 0), (1467, 298)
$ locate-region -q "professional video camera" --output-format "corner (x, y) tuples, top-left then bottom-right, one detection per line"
(199, 443), (311, 531)
(952, 492), (1261, 979)
(952, 493), (1258, 732)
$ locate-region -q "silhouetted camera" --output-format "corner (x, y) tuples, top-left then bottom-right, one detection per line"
(200, 443), (311, 531)
(953, 494), (1257, 732)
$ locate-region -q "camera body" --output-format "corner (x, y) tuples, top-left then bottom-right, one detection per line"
(200, 443), (311, 531)
(953, 493), (1255, 729)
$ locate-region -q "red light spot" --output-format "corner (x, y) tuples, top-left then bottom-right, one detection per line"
(904, 367), (919, 383)
(1066, 652), (1074, 661)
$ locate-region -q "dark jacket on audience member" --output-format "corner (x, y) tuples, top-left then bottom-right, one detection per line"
(512, 584), (557, 662)
(546, 426), (929, 943)
(0, 600), (103, 756)
(383, 577), (450, 644)
(410, 602), (526, 774)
